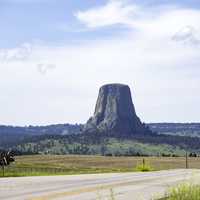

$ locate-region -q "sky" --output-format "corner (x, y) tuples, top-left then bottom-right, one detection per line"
(0, 0), (200, 125)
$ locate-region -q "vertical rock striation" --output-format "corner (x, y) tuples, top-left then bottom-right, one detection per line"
(84, 84), (147, 136)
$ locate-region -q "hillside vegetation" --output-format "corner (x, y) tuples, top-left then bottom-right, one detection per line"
(1, 123), (200, 148)
(15, 137), (186, 156)
(1, 123), (200, 156)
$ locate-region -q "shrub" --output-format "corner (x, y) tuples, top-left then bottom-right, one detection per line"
(135, 163), (153, 172)
(135, 159), (153, 172)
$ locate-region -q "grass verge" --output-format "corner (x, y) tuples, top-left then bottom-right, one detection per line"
(161, 183), (200, 200)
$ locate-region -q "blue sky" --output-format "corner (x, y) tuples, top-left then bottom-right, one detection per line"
(1, 0), (199, 48)
(0, 0), (109, 47)
(0, 0), (200, 125)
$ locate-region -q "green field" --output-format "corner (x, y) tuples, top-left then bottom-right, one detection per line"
(1, 155), (200, 177)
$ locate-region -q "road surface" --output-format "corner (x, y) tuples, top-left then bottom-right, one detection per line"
(0, 169), (197, 200)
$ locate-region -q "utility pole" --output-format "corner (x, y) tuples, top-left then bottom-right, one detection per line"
(186, 151), (188, 169)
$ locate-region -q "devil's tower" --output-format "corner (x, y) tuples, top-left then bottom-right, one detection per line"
(84, 83), (147, 136)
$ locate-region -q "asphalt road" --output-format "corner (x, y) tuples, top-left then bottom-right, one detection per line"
(0, 169), (197, 200)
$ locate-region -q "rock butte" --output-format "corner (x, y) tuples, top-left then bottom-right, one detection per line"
(84, 83), (148, 136)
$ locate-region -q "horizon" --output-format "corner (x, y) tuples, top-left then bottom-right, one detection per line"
(1, 0), (200, 125)
(2, 121), (200, 127)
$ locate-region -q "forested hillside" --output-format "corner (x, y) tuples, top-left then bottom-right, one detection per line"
(0, 124), (82, 148)
(5, 131), (200, 157)
(1, 123), (200, 156)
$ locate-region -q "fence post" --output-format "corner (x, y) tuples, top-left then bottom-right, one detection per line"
(143, 158), (145, 168)
(2, 165), (5, 177)
(186, 152), (188, 169)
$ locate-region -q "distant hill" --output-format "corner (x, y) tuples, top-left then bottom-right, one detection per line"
(0, 124), (82, 148)
(1, 123), (200, 149)
(8, 130), (200, 157)
(148, 123), (200, 137)
(1, 123), (200, 156)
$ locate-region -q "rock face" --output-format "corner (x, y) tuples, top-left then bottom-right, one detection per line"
(84, 84), (147, 135)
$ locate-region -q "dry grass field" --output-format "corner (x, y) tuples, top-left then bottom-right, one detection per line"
(14, 155), (200, 171)
(1, 155), (200, 177)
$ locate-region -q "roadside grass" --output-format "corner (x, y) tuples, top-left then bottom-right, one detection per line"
(0, 165), (145, 177)
(0, 166), (131, 177)
(161, 183), (200, 200)
(1, 155), (200, 177)
(157, 172), (200, 200)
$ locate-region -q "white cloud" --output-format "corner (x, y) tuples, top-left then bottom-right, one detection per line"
(172, 26), (200, 45)
(75, 0), (200, 38)
(0, 43), (32, 62)
(75, 0), (140, 28)
(37, 63), (56, 75)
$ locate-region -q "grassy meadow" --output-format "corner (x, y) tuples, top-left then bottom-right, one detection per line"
(1, 155), (200, 177)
